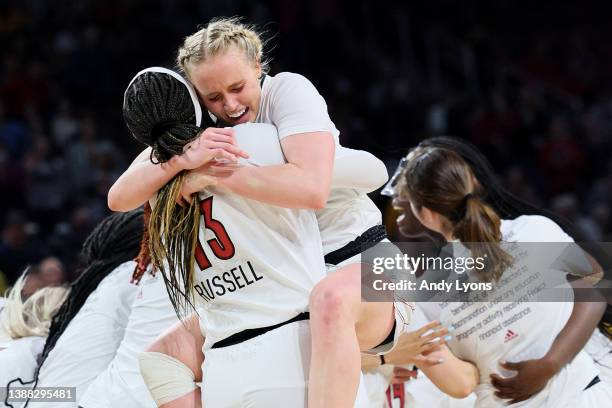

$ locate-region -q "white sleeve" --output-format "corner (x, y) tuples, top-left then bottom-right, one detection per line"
(232, 125), (389, 193)
(525, 215), (574, 243)
(268, 73), (339, 141)
(332, 146), (389, 192)
(233, 123), (286, 166)
(523, 216), (593, 278)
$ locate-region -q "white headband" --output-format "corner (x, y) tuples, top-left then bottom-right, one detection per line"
(123, 66), (202, 127)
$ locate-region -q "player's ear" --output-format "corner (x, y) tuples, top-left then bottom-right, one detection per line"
(254, 59), (262, 80)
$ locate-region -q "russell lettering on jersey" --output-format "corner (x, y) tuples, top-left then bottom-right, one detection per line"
(194, 261), (264, 302)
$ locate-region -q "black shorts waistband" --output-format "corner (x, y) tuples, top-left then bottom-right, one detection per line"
(324, 224), (387, 266)
(211, 312), (310, 349)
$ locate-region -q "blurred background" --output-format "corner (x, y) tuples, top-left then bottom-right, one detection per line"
(1, 0), (611, 291)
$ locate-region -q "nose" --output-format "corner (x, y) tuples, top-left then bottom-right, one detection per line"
(224, 97), (239, 113)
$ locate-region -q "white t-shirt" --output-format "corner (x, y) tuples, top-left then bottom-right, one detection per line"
(0, 336), (45, 391)
(256, 73), (385, 254)
(420, 215), (601, 408)
(79, 271), (179, 408)
(37, 261), (138, 405)
(195, 123), (326, 349)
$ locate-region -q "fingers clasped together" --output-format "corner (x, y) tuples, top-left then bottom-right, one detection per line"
(176, 128), (250, 206)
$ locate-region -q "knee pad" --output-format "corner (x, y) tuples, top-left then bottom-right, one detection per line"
(138, 351), (199, 406)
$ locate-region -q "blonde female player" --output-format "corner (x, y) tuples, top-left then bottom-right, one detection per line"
(114, 68), (465, 408)
(121, 66), (334, 407)
(109, 17), (442, 407)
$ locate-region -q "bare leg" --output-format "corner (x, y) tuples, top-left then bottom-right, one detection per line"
(160, 388), (202, 408)
(308, 264), (394, 408)
(145, 314), (205, 408)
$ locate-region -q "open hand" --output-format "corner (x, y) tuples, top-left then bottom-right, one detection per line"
(383, 321), (450, 367)
(178, 128), (249, 170)
(490, 358), (557, 404)
(177, 162), (241, 206)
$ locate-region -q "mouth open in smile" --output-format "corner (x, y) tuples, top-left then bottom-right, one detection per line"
(227, 107), (249, 124)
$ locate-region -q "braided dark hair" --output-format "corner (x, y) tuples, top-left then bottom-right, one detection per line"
(10, 209), (145, 407)
(39, 209), (144, 363)
(123, 68), (204, 320)
(123, 70), (203, 163)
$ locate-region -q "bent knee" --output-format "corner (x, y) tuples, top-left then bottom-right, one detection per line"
(146, 326), (194, 357)
(310, 281), (359, 325)
(146, 337), (167, 354)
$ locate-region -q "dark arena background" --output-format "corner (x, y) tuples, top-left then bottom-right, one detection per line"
(1, 0), (611, 290)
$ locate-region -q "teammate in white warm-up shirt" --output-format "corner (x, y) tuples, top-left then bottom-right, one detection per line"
(36, 262), (138, 405)
(115, 64), (390, 406)
(390, 143), (610, 408)
(79, 271), (179, 408)
(420, 215), (610, 407)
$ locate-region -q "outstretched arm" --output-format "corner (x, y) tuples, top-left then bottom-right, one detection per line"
(418, 346), (479, 399)
(333, 146), (388, 192)
(108, 147), (182, 211)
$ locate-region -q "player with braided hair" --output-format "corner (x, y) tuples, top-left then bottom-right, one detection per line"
(120, 66), (333, 407)
(20, 209), (145, 406)
(80, 68), (216, 408)
(109, 17), (423, 408)
(41, 208), (144, 362)
(120, 66), (249, 319)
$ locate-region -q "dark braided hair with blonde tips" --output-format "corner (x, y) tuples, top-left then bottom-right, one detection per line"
(123, 70), (204, 320)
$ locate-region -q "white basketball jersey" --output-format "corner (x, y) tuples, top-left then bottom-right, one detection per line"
(194, 123), (326, 349)
(256, 73), (384, 254)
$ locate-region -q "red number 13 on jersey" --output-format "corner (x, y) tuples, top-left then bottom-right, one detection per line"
(195, 197), (236, 270)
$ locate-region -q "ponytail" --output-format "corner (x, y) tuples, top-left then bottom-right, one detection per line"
(402, 147), (513, 282)
(454, 197), (512, 282)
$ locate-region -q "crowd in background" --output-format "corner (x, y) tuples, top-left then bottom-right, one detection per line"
(1, 0), (611, 289)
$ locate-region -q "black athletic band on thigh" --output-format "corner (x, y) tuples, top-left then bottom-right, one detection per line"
(584, 375), (600, 391)
(211, 312), (310, 349)
(324, 225), (387, 265)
